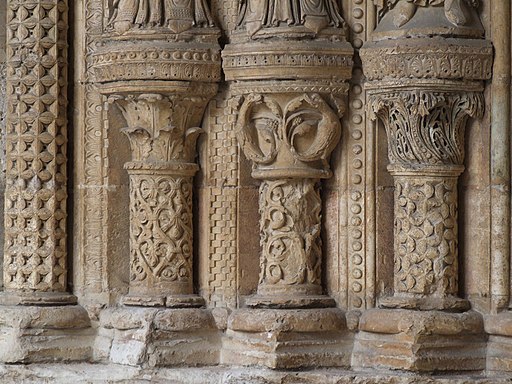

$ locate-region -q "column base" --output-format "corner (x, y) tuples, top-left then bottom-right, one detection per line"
(0, 304), (92, 363)
(485, 312), (512, 373)
(222, 308), (352, 369)
(0, 291), (78, 306)
(122, 294), (205, 308)
(353, 309), (486, 372)
(96, 306), (220, 367)
(379, 295), (470, 312)
(245, 294), (336, 309)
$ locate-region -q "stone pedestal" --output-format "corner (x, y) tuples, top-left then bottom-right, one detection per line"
(96, 307), (219, 367)
(0, 305), (92, 363)
(223, 308), (352, 369)
(485, 312), (512, 373)
(353, 309), (486, 372)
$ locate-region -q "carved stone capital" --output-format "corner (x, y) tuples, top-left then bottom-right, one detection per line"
(108, 92), (208, 167)
(235, 92), (342, 180)
(368, 89), (484, 169)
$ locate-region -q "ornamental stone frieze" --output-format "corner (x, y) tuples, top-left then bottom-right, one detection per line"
(221, 0), (354, 369)
(89, 0), (221, 366)
(354, 0), (492, 372)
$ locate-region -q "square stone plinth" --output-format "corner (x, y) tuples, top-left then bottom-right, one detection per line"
(97, 307), (220, 367)
(485, 311), (512, 373)
(0, 305), (93, 363)
(353, 309), (486, 372)
(222, 308), (352, 369)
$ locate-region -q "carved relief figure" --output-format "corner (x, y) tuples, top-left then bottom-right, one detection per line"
(110, 0), (214, 33)
(236, 0), (344, 35)
(374, 0), (479, 27)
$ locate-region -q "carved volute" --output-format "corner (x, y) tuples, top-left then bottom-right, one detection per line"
(223, 0), (353, 308)
(361, 0), (492, 311)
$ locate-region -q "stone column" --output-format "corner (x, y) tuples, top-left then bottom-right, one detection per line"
(0, 0), (91, 363)
(235, 92), (343, 309)
(354, 0), (493, 372)
(221, 1), (354, 368)
(108, 91), (214, 308)
(369, 90), (484, 311)
(90, 0), (221, 366)
(4, 0), (71, 304)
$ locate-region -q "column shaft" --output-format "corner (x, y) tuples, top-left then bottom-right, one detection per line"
(392, 172), (459, 298)
(4, 0), (69, 296)
(125, 168), (196, 306)
(258, 178), (322, 297)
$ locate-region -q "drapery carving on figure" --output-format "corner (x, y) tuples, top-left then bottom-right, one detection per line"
(236, 0), (345, 36)
(110, 0), (214, 34)
(373, 0), (480, 27)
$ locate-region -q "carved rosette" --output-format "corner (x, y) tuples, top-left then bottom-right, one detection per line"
(361, 0), (492, 311)
(2, 0), (75, 305)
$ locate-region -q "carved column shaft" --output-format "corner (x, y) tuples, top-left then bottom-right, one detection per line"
(126, 167), (195, 306)
(258, 178), (322, 298)
(392, 171), (460, 298)
(4, 0), (70, 301)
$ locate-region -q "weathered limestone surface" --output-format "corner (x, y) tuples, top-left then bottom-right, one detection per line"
(1, 364), (512, 384)
(0, 0), (510, 381)
(353, 0), (494, 373)
(0, 0), (92, 363)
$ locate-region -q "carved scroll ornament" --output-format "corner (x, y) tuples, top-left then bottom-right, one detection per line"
(236, 93), (341, 178)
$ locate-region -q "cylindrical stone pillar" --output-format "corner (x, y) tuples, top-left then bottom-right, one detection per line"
(105, 91), (215, 308)
(388, 166), (463, 308)
(124, 164), (201, 307)
(257, 178), (323, 298)
(3, 0), (73, 304)
(365, 90), (487, 311)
